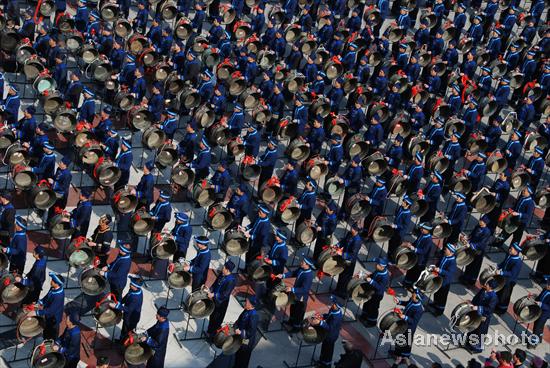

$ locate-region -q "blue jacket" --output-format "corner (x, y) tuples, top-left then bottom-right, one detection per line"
(268, 240), (288, 274)
(424, 181), (442, 208)
(161, 117), (178, 139)
(491, 179), (510, 204)
(469, 225), (491, 253)
(497, 254), (522, 284)
(243, 130), (261, 158)
(235, 308), (259, 346)
(13, 116), (36, 142)
(116, 150), (133, 172)
(283, 267), (314, 303)
(394, 206), (412, 238)
(448, 201), (467, 227)
(3, 94), (20, 124)
(400, 298), (423, 333)
(32, 152), (56, 180)
(438, 255), (457, 287)
(316, 210), (337, 238)
(191, 147), (211, 173)
(146, 320), (170, 368)
(150, 201), (172, 231)
(172, 222), (192, 254)
(71, 200), (93, 236)
(407, 163), (424, 192)
(443, 141), (461, 161)
(212, 170), (231, 195)
(259, 147), (278, 168)
(190, 248), (211, 286)
(340, 232), (362, 263)
(37, 286), (65, 326)
(118, 288), (143, 331)
(298, 189), (317, 218)
(246, 216), (271, 251)
(106, 253), (132, 290)
(327, 143), (344, 174)
(136, 173), (154, 206)
(536, 289), (550, 319)
(527, 156), (544, 182)
(514, 195), (535, 226)
(178, 131), (197, 159)
(472, 289), (498, 319)
(58, 325), (80, 361)
(211, 273), (237, 305)
(387, 144), (403, 168)
(414, 233), (433, 266)
(342, 164), (362, 190)
(227, 111), (245, 134)
(504, 139), (521, 167)
(52, 167), (72, 199)
(280, 169), (299, 196)
(6, 231), (27, 270)
(368, 185), (388, 215)
(23, 257), (47, 292)
(308, 126), (325, 153)
(320, 306), (343, 343)
(79, 98), (96, 123)
(228, 192), (249, 221)
(364, 124), (384, 147)
(369, 267), (389, 296)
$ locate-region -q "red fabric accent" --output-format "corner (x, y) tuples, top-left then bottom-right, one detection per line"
(391, 168), (399, 176)
(39, 344), (46, 356)
(201, 179), (207, 188)
(208, 207), (217, 218)
(231, 71), (242, 78)
(123, 334), (134, 347)
(432, 97), (443, 114)
(331, 56), (342, 64)
(522, 80), (536, 95)
(255, 255), (263, 260)
(73, 236), (86, 248)
(54, 206), (63, 214)
(266, 177), (280, 187)
(270, 273), (277, 281)
(54, 12), (65, 26)
(33, 0), (44, 24)
(279, 196), (294, 212)
(93, 157), (105, 178)
(316, 270), (325, 279)
(279, 119), (289, 128)
(216, 325), (231, 336)
(3, 278), (11, 286)
(393, 307), (402, 314)
(242, 155), (255, 165)
(387, 288), (396, 296)
(168, 263), (175, 273)
(356, 86), (363, 94)
(93, 256), (100, 268)
(24, 304), (35, 311)
(42, 90), (49, 97)
(65, 101), (72, 108)
(155, 233), (162, 241)
(113, 192), (122, 203)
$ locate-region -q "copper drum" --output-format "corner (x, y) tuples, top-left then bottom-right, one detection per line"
(524, 133), (547, 153)
(15, 42), (36, 65)
(502, 115), (519, 134)
(240, 162), (261, 181)
(314, 47), (330, 66)
(66, 33), (84, 53)
(471, 188), (496, 213)
(248, 257), (272, 282)
(129, 107), (153, 130)
(278, 196), (301, 224)
(223, 229), (249, 256)
(74, 130), (93, 148)
(0, 274), (29, 304)
(18, 310), (45, 339)
(451, 172), (472, 194)
(124, 339), (154, 365)
(458, 37), (473, 54)
(194, 104), (215, 129)
(413, 89), (429, 105)
(277, 118), (297, 140)
(310, 96), (331, 118)
(389, 116), (412, 137)
(159, 0), (177, 20)
(139, 47), (160, 68)
(390, 76), (409, 94)
(175, 16), (193, 40)
(418, 51), (431, 67)
(206, 203), (233, 231)
(486, 152), (507, 173)
(392, 243), (417, 270)
(12, 164), (37, 190)
(53, 108), (77, 132)
(94, 159), (121, 186)
(229, 76), (246, 97)
(379, 310), (408, 335)
(128, 34), (149, 55)
(388, 174), (407, 197)
(233, 22), (250, 39)
(150, 233), (177, 259)
(193, 181), (216, 207)
(130, 209), (154, 236)
(112, 188), (138, 214)
(370, 217), (394, 242)
(49, 213), (74, 239)
(283, 23), (301, 43)
(113, 91), (134, 111)
(185, 290), (215, 318)
(407, 193), (428, 217)
(450, 302), (482, 333)
(511, 168), (530, 190)
(432, 217), (451, 238)
(367, 51), (383, 67)
(0, 128), (15, 150)
(88, 58), (112, 82)
(80, 268), (108, 296)
(415, 266), (442, 294)
(521, 238), (547, 261)
(324, 115), (349, 137)
(40, 91), (63, 116)
(346, 278), (375, 304)
(342, 74), (358, 94)
(286, 138), (310, 161)
(345, 193), (371, 220)
(181, 88), (201, 109)
(406, 135), (429, 158)
(23, 59), (45, 80)
(509, 72), (524, 90)
(364, 6), (382, 25)
(168, 262), (192, 288)
(317, 248), (345, 276)
(156, 145), (178, 168)
(228, 139), (244, 156)
(300, 35), (317, 55)
(268, 279), (292, 309)
(301, 319), (328, 344)
(513, 296), (542, 323)
(479, 267), (505, 292)
(246, 0), (260, 7)
(455, 241), (477, 267)
(79, 142), (103, 165)
(363, 151), (387, 176)
(344, 133), (369, 159)
(220, 5), (236, 24)
(259, 180), (282, 203)
(114, 19), (133, 38)
(526, 85), (543, 102)
(0, 29), (20, 52)
(213, 325), (243, 354)
(206, 122), (229, 147)
(216, 60), (235, 81)
(498, 211), (521, 233)
(324, 177), (345, 197)
(239, 89), (261, 110)
(202, 47), (220, 68)
(171, 164), (195, 188)
(467, 136), (488, 154)
(428, 153), (450, 173)
(142, 126), (166, 150)
(489, 58), (506, 78)
(31, 340), (66, 368)
(33, 75), (57, 96)
(445, 117), (465, 137)
(2, 142), (28, 166)
(535, 189), (550, 209)
(441, 25), (456, 41)
(370, 103), (389, 122)
(304, 156), (328, 180)
(58, 14), (75, 33)
(81, 43), (99, 63)
(31, 181), (57, 210)
(268, 5), (285, 24)
(324, 58), (344, 80)
(258, 49), (276, 69)
(100, 2), (118, 21)
(295, 222), (317, 244)
(94, 299), (122, 327)
(285, 72), (305, 94)
(252, 104), (272, 125)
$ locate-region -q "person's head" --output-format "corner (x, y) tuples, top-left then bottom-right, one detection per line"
(350, 223), (360, 236)
(223, 261), (235, 275)
(80, 189), (91, 201)
(49, 272), (64, 288)
(258, 204), (269, 218)
(444, 243), (455, 257)
(245, 295), (257, 310)
(509, 242), (521, 256)
(0, 192), (11, 204)
(99, 214), (112, 228)
(66, 313), (78, 329)
(156, 306), (169, 321)
(275, 229), (287, 243)
(498, 351), (513, 364)
(129, 276), (143, 291)
(420, 223), (431, 234)
(195, 236), (209, 250)
(522, 186), (532, 197)
(479, 215), (489, 228)
(484, 279), (497, 292)
(375, 258), (388, 271)
(96, 356), (110, 368)
(33, 245), (45, 260)
(513, 349), (526, 364)
(301, 257), (314, 270)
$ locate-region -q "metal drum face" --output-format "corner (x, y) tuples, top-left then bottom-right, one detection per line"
(1, 279), (29, 304)
(301, 323), (327, 344)
(18, 315), (44, 338)
(124, 343), (154, 365)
